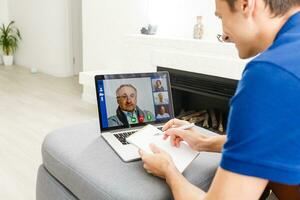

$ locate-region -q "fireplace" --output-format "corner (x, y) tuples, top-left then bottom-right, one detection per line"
(157, 67), (238, 134)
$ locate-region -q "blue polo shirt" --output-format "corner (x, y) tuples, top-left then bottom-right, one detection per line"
(220, 12), (300, 184)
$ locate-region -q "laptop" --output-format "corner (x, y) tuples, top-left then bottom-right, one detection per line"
(95, 71), (175, 162)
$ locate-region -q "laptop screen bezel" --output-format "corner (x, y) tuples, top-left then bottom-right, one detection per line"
(95, 71), (175, 132)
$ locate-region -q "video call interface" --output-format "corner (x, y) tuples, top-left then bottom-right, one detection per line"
(97, 74), (173, 129)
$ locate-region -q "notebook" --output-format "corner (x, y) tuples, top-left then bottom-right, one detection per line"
(126, 124), (199, 173)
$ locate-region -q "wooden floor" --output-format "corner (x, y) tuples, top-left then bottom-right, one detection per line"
(0, 66), (97, 200)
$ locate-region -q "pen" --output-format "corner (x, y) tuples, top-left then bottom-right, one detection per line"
(173, 123), (196, 131)
(155, 123), (196, 136)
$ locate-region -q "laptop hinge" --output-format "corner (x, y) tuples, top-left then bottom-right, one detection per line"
(104, 123), (164, 134)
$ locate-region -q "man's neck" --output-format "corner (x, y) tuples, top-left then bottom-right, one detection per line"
(257, 7), (300, 53)
(123, 109), (136, 114)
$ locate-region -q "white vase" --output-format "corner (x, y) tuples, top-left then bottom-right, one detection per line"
(3, 55), (13, 66)
(193, 16), (204, 39)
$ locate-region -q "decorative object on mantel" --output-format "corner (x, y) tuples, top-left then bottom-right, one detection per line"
(0, 21), (22, 66)
(193, 16), (204, 39)
(140, 24), (158, 35)
(31, 67), (38, 74)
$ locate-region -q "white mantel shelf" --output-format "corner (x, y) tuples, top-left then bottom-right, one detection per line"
(125, 34), (239, 58)
(80, 34), (247, 103)
(124, 34), (247, 79)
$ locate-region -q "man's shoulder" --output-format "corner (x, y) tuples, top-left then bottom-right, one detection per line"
(108, 115), (122, 126)
(108, 115), (118, 120)
(250, 32), (300, 79)
(233, 58), (300, 106)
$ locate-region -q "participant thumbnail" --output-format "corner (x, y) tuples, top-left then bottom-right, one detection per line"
(155, 105), (171, 119)
(152, 78), (167, 92)
(153, 92), (169, 105)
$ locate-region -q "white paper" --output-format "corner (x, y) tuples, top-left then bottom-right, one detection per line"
(126, 125), (199, 173)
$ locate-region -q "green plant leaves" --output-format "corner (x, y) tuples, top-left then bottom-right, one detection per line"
(0, 21), (22, 55)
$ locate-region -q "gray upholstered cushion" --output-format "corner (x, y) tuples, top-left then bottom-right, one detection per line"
(36, 165), (78, 200)
(42, 119), (221, 200)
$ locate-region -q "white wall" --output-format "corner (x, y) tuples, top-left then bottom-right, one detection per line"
(8, 0), (73, 77)
(82, 1), (222, 73)
(0, 0), (9, 24)
(148, 0), (221, 40)
(82, 0), (149, 72)
(0, 0), (9, 64)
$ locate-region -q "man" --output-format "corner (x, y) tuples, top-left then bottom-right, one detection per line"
(154, 79), (165, 92)
(108, 84), (154, 127)
(156, 92), (168, 105)
(139, 0), (300, 199)
(156, 105), (170, 119)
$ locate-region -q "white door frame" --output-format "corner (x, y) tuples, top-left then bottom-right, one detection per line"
(68, 0), (83, 75)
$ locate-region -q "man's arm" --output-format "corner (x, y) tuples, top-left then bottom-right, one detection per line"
(205, 168), (268, 200)
(141, 144), (268, 200)
(203, 135), (226, 153)
(165, 166), (206, 199)
(165, 167), (268, 200)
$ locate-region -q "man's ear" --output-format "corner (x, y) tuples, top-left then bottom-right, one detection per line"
(239, 0), (256, 17)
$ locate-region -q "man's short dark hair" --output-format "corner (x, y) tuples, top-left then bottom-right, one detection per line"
(225, 0), (300, 16)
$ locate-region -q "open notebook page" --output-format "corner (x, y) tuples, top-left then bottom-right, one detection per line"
(127, 124), (199, 173)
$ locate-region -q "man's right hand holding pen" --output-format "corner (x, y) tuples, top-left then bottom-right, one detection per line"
(162, 118), (227, 153)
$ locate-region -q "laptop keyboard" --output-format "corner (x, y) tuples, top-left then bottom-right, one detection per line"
(114, 131), (137, 145)
(114, 126), (163, 145)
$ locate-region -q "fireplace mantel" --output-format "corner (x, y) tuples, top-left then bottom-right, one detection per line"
(123, 34), (247, 79)
(80, 34), (247, 103)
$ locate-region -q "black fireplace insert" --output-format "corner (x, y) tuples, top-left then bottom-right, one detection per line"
(157, 66), (238, 134)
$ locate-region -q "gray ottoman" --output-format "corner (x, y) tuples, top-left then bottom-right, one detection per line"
(36, 119), (221, 200)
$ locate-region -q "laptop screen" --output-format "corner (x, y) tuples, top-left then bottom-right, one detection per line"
(95, 72), (174, 131)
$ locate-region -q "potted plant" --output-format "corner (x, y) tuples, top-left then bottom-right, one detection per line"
(0, 21), (21, 66)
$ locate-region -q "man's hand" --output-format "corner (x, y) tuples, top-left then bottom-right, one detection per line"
(163, 119), (225, 152)
(139, 143), (178, 179)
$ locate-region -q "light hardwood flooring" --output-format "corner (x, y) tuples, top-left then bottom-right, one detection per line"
(0, 66), (97, 200)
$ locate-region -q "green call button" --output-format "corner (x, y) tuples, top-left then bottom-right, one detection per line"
(131, 117), (137, 123)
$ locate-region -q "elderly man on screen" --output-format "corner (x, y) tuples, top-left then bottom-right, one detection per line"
(108, 84), (154, 127)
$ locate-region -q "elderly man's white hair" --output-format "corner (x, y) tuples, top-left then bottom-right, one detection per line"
(115, 84), (137, 97)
